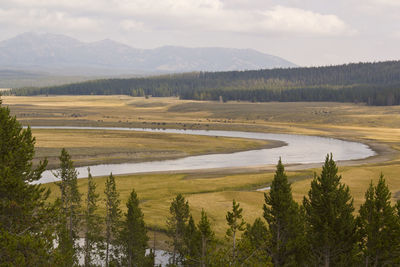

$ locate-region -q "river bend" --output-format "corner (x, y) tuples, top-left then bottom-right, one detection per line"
(32, 127), (375, 184)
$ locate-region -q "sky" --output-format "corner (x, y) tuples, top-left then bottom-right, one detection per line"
(0, 0), (399, 66)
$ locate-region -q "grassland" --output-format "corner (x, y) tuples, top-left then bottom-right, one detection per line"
(2, 95), (400, 244)
(44, 170), (312, 238)
(31, 128), (274, 168)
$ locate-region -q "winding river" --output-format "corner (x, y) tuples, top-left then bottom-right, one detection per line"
(33, 126), (376, 184)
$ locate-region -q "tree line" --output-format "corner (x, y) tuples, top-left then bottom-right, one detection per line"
(8, 60), (400, 106)
(1, 100), (400, 266)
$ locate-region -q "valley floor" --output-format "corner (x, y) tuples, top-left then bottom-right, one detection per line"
(3, 95), (400, 244)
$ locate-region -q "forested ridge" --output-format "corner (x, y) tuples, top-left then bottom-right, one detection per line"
(11, 60), (400, 105)
(1, 100), (400, 266)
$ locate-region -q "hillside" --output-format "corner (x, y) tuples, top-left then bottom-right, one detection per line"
(0, 32), (296, 75)
(11, 60), (400, 106)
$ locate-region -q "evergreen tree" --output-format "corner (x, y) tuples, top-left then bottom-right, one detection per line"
(83, 168), (104, 267)
(0, 100), (57, 265)
(19, 60), (400, 106)
(104, 173), (122, 267)
(263, 158), (305, 266)
(357, 175), (400, 266)
(226, 199), (246, 265)
(238, 218), (270, 266)
(198, 209), (215, 267)
(54, 148), (82, 266)
(183, 215), (201, 266)
(120, 189), (153, 267)
(303, 154), (358, 266)
(166, 193), (190, 265)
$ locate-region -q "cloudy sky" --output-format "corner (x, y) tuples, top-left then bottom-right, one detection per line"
(0, 0), (399, 66)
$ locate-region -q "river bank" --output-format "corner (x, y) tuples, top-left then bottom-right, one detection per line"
(35, 127), (375, 184)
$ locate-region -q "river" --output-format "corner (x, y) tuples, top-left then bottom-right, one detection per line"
(32, 126), (375, 184)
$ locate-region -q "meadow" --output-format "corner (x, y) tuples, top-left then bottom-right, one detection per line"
(31, 128), (273, 168)
(3, 95), (400, 243)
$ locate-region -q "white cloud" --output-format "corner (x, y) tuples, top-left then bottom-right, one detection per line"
(115, 1), (353, 36)
(259, 6), (355, 36)
(2, 0), (399, 66)
(0, 8), (99, 31)
(391, 30), (400, 39)
(371, 0), (400, 6)
(0, 1), (353, 36)
(120, 20), (146, 32)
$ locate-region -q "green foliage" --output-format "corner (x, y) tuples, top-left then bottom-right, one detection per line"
(0, 103), (48, 232)
(54, 148), (82, 266)
(357, 175), (400, 266)
(83, 168), (104, 266)
(3, 103), (400, 267)
(183, 215), (201, 265)
(263, 158), (306, 266)
(166, 193), (190, 265)
(238, 218), (271, 266)
(226, 199), (246, 264)
(198, 210), (214, 243)
(13, 60), (400, 106)
(0, 101), (57, 266)
(303, 154), (358, 266)
(120, 189), (153, 267)
(104, 173), (122, 267)
(0, 229), (56, 267)
(197, 209), (215, 267)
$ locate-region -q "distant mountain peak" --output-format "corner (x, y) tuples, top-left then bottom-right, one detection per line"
(0, 32), (296, 75)
(93, 38), (118, 45)
(89, 38), (134, 50)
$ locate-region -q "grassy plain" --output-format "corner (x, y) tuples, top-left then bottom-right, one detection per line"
(45, 170), (312, 238)
(31, 128), (273, 168)
(3, 95), (400, 242)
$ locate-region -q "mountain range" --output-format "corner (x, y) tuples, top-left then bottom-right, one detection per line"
(0, 32), (296, 76)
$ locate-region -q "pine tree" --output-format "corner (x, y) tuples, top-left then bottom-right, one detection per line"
(303, 154), (358, 266)
(54, 148), (82, 266)
(0, 100), (57, 265)
(120, 189), (153, 267)
(238, 218), (270, 266)
(166, 193), (190, 265)
(226, 199), (246, 264)
(104, 173), (122, 267)
(198, 209), (215, 267)
(183, 215), (201, 265)
(83, 168), (104, 267)
(263, 158), (305, 266)
(357, 175), (400, 266)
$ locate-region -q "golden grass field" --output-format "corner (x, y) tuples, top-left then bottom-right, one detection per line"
(3, 95), (400, 242)
(44, 170), (312, 238)
(31, 128), (273, 168)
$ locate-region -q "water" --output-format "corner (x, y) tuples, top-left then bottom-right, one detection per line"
(75, 238), (170, 266)
(32, 126), (375, 184)
(256, 186), (271, 191)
